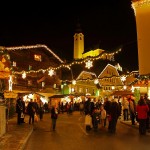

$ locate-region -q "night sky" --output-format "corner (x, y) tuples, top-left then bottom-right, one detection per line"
(0, 0), (138, 71)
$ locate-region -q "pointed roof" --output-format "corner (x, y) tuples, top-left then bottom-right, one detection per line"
(60, 59), (118, 81)
(75, 22), (82, 33)
(3, 44), (64, 72)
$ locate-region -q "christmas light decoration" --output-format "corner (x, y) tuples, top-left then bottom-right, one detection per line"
(6, 44), (64, 63)
(94, 79), (99, 84)
(72, 80), (76, 85)
(121, 76), (126, 82)
(1, 45), (121, 75)
(48, 69), (54, 76)
(8, 75), (13, 91)
(22, 71), (26, 79)
(85, 60), (93, 69)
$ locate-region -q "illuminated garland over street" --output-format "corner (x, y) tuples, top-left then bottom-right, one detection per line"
(2, 44), (122, 75)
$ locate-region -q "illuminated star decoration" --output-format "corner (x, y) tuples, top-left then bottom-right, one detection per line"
(22, 71), (26, 79)
(121, 76), (126, 82)
(85, 60), (93, 69)
(48, 69), (54, 76)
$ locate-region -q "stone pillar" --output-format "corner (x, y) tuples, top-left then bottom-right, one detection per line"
(0, 105), (6, 137)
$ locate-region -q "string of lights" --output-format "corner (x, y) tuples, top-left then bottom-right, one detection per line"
(1, 44), (122, 75)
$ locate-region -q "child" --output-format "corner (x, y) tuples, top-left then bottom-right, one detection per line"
(85, 113), (92, 131)
(100, 105), (106, 128)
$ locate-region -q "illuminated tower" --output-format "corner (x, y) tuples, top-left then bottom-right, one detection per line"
(132, 0), (150, 75)
(73, 22), (84, 60)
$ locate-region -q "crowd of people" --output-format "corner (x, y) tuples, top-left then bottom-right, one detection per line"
(122, 94), (150, 135)
(16, 97), (45, 125)
(83, 94), (150, 135)
(84, 96), (121, 133)
(15, 97), (58, 131)
(15, 94), (150, 135)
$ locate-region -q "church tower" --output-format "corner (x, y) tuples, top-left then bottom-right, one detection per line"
(73, 22), (84, 60)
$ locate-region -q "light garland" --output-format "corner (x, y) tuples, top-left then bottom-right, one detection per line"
(6, 44), (64, 63)
(1, 45), (121, 76)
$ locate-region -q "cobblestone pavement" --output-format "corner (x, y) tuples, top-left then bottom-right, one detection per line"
(0, 114), (33, 150)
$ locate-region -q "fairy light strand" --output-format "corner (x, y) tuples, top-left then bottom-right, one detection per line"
(1, 45), (121, 75)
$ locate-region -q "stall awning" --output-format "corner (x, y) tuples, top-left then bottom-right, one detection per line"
(112, 91), (133, 96)
(49, 94), (68, 98)
(35, 92), (55, 98)
(4, 90), (32, 98)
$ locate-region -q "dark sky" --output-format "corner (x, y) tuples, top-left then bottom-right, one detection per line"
(0, 0), (138, 71)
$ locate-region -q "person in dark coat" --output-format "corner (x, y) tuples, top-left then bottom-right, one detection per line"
(20, 97), (25, 123)
(92, 108), (100, 131)
(84, 98), (92, 115)
(51, 105), (58, 131)
(108, 98), (120, 134)
(27, 99), (36, 124)
(16, 97), (24, 125)
(103, 97), (112, 127)
(38, 100), (44, 120)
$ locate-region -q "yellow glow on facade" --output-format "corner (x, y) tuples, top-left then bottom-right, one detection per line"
(132, 0), (150, 75)
(82, 49), (104, 58)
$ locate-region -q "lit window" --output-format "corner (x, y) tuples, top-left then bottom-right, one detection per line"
(13, 61), (16, 67)
(28, 80), (32, 86)
(34, 54), (42, 61)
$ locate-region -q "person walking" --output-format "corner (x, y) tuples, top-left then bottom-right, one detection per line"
(103, 97), (112, 127)
(128, 95), (136, 125)
(51, 105), (58, 131)
(136, 96), (149, 135)
(122, 97), (129, 121)
(27, 99), (36, 125)
(108, 97), (120, 134)
(38, 100), (44, 120)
